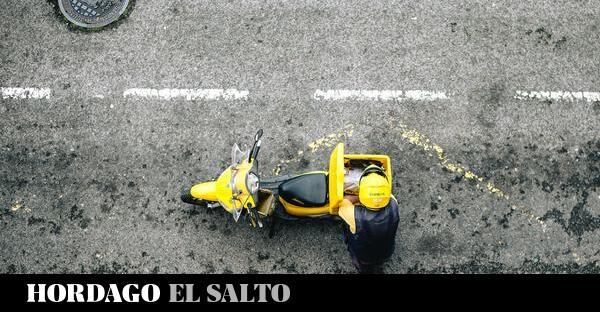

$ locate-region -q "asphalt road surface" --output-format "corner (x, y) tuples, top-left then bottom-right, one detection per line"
(1, 0), (599, 273)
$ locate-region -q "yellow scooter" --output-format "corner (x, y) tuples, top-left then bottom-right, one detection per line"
(180, 130), (392, 227)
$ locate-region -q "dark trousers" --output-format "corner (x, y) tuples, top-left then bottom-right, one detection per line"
(342, 225), (384, 274)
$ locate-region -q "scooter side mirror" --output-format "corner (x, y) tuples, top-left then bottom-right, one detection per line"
(254, 129), (263, 142)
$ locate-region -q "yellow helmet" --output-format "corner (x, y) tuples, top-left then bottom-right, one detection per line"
(358, 165), (391, 210)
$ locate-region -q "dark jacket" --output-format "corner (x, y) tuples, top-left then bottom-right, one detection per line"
(343, 198), (399, 266)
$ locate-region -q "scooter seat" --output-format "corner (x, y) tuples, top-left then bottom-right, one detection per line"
(278, 172), (328, 207)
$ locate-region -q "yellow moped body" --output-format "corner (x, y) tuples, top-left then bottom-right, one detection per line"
(191, 162), (256, 214)
(186, 143), (260, 223)
(182, 135), (392, 226)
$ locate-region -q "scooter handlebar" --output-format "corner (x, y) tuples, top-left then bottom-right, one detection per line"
(249, 129), (263, 162)
(254, 129), (263, 141)
(252, 140), (261, 161)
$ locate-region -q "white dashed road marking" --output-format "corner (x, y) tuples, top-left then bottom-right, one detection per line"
(515, 90), (600, 102)
(122, 88), (249, 101)
(1, 87), (51, 99)
(4, 87), (599, 104)
(313, 89), (449, 101)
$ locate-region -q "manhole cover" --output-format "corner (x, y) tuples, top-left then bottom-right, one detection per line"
(58, 0), (130, 29)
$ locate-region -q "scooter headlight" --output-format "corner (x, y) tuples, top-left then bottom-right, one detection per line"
(246, 172), (260, 195)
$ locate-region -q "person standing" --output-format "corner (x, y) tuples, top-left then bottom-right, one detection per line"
(338, 165), (400, 273)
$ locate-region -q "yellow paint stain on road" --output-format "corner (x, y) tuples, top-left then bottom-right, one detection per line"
(272, 125), (354, 176)
(308, 125), (354, 152)
(9, 200), (32, 213)
(10, 201), (22, 212)
(393, 125), (506, 196)
(572, 252), (583, 264)
(388, 121), (546, 230)
(10, 201), (31, 213)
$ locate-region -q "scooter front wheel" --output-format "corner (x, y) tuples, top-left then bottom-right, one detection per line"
(180, 187), (209, 207)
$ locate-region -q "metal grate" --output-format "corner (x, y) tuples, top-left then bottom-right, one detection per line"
(58, 0), (130, 29)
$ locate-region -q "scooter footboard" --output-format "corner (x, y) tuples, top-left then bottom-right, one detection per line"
(257, 189), (276, 216)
